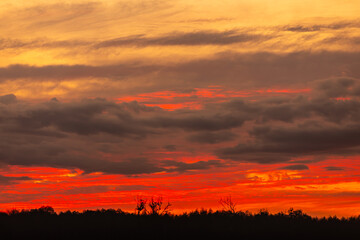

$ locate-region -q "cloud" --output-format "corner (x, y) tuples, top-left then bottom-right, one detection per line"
(179, 17), (234, 23)
(217, 122), (360, 163)
(95, 30), (269, 47)
(324, 166), (345, 171)
(284, 25), (321, 32)
(0, 96), (246, 136)
(215, 78), (360, 164)
(0, 30), (269, 52)
(226, 77), (360, 124)
(0, 1), (173, 34)
(283, 20), (360, 32)
(0, 38), (37, 50)
(148, 114), (246, 131)
(0, 94), (17, 104)
(187, 131), (237, 144)
(0, 142), (165, 175)
(0, 175), (32, 185)
(321, 36), (360, 46)
(0, 96), (239, 174)
(96, 158), (165, 175)
(8, 98), (154, 137)
(1, 52), (360, 96)
(0, 97), (163, 175)
(0, 64), (159, 81)
(163, 145), (177, 151)
(0, 30), (269, 51)
(2, 18), (359, 52)
(313, 77), (360, 98)
(172, 51), (360, 89)
(280, 165), (309, 170)
(162, 160), (224, 172)
(19, 2), (100, 29)
(2, 78), (360, 173)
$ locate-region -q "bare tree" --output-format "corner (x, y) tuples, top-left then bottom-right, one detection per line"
(219, 196), (237, 213)
(135, 196), (172, 215)
(135, 196), (147, 215)
(148, 197), (171, 215)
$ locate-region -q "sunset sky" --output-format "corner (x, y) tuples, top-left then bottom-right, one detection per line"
(1, 0), (360, 217)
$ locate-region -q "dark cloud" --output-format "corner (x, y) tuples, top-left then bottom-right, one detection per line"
(0, 142), (164, 175)
(172, 52), (360, 89)
(0, 38), (36, 50)
(0, 96), (245, 137)
(313, 78), (360, 98)
(179, 17), (234, 23)
(225, 78), (360, 124)
(284, 25), (321, 32)
(0, 98), (161, 175)
(0, 30), (267, 51)
(4, 98), (156, 137)
(2, 78), (360, 173)
(0, 38), (89, 50)
(217, 122), (360, 163)
(0, 64), (159, 81)
(324, 166), (345, 171)
(95, 30), (268, 47)
(1, 52), (360, 92)
(0, 28), (269, 51)
(2, 19), (359, 52)
(163, 145), (177, 151)
(0, 175), (32, 185)
(148, 114), (246, 131)
(163, 160), (224, 172)
(187, 131), (237, 144)
(0, 94), (17, 104)
(215, 78), (360, 163)
(280, 165), (309, 170)
(96, 158), (165, 175)
(283, 20), (360, 32)
(0, 96), (241, 174)
(229, 98), (310, 123)
(321, 36), (360, 46)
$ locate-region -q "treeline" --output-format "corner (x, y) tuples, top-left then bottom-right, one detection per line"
(1, 206), (360, 240)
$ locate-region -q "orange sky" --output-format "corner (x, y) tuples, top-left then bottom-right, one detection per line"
(1, 0), (360, 217)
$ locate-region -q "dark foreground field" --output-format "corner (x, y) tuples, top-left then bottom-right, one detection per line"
(1, 206), (360, 240)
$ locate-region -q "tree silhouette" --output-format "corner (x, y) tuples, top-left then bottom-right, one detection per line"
(219, 196), (237, 213)
(135, 196), (147, 215)
(148, 196), (171, 215)
(135, 196), (171, 215)
(1, 205), (360, 240)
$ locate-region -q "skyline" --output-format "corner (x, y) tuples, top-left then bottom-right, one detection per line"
(1, 0), (360, 216)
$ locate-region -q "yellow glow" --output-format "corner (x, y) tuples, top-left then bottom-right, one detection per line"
(246, 170), (303, 182)
(277, 181), (360, 192)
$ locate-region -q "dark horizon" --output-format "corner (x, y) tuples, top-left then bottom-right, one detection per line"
(2, 205), (360, 240)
